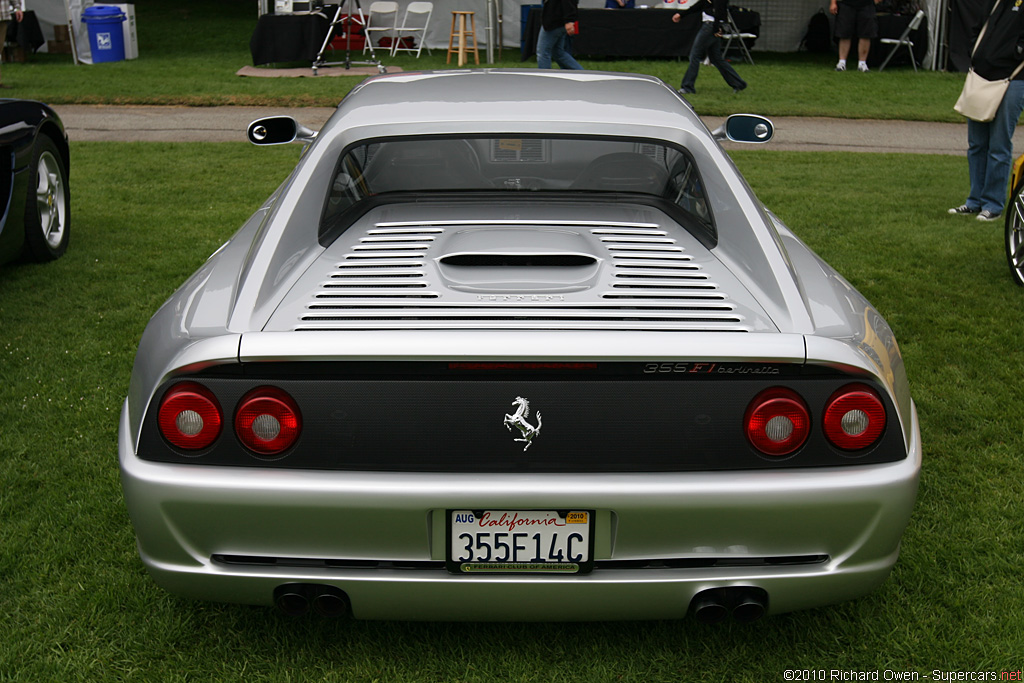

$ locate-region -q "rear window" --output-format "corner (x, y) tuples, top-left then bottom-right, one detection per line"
(322, 135), (711, 235)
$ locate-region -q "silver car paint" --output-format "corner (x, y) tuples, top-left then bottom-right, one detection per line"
(120, 70), (919, 619)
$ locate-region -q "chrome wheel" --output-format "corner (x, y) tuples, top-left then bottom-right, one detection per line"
(23, 136), (70, 262)
(1006, 178), (1024, 287)
(36, 150), (67, 250)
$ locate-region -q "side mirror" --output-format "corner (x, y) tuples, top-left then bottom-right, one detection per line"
(712, 114), (774, 144)
(247, 116), (317, 145)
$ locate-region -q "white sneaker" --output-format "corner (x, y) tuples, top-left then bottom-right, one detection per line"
(857, 62), (869, 72)
(835, 61), (846, 71)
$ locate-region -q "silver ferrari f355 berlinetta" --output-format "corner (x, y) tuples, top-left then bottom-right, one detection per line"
(119, 70), (920, 622)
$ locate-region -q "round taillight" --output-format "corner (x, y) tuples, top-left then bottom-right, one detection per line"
(234, 387), (302, 456)
(744, 387), (810, 457)
(157, 382), (222, 451)
(823, 384), (886, 451)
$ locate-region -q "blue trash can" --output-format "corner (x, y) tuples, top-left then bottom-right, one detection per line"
(82, 5), (126, 63)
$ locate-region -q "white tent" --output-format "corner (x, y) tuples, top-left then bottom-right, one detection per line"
(29, 0), (93, 63)
(27, 0), (71, 47)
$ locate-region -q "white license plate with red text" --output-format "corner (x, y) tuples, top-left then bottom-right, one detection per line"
(447, 510), (593, 574)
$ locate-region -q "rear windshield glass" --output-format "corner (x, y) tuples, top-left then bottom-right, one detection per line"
(322, 135), (711, 232)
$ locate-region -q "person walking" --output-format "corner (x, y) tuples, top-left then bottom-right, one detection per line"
(948, 0), (1024, 222)
(537, 0), (582, 70)
(0, 0), (25, 89)
(831, 0), (880, 73)
(673, 0), (747, 95)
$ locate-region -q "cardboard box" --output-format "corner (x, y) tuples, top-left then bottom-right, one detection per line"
(47, 40), (73, 54)
(2, 46), (25, 63)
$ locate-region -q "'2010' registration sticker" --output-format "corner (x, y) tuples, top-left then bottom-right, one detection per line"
(447, 510), (594, 574)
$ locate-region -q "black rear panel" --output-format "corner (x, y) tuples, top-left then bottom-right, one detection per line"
(137, 362), (907, 472)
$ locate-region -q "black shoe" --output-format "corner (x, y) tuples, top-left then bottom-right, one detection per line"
(677, 87), (696, 95)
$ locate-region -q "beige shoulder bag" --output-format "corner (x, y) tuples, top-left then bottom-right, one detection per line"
(954, 1), (1024, 122)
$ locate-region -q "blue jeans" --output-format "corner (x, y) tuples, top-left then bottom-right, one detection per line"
(965, 79), (1024, 215)
(680, 21), (746, 92)
(537, 26), (582, 70)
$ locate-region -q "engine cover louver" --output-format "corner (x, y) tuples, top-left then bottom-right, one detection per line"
(282, 218), (769, 332)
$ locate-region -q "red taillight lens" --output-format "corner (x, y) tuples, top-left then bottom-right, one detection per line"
(823, 383), (886, 451)
(234, 387), (302, 456)
(157, 382), (222, 450)
(744, 387), (810, 457)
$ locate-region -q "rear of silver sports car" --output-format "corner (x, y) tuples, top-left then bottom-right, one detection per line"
(119, 202), (921, 622)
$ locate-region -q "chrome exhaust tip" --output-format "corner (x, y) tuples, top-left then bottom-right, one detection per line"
(274, 583), (351, 618)
(690, 587), (768, 623)
(312, 588), (351, 618)
(732, 595), (767, 623)
(274, 585), (311, 617)
(692, 595), (729, 624)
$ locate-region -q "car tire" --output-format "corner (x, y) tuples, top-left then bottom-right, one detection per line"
(1006, 175), (1024, 287)
(23, 135), (70, 262)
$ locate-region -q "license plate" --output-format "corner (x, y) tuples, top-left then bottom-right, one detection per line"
(447, 510), (594, 574)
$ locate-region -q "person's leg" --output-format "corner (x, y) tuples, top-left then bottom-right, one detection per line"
(536, 26), (556, 69)
(834, 4), (854, 69)
(837, 38), (851, 61)
(681, 22), (713, 91)
(966, 118), (991, 212)
(705, 28), (746, 90)
(854, 5), (876, 70)
(978, 80), (1024, 215)
(552, 29), (583, 70)
(857, 38), (871, 62)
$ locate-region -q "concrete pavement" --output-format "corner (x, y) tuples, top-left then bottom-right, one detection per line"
(52, 104), (1013, 155)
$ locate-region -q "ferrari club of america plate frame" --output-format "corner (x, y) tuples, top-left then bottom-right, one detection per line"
(447, 509), (595, 574)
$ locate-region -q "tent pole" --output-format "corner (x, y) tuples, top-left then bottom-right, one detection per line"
(63, 0), (81, 65)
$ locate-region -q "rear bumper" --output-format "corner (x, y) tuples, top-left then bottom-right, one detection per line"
(142, 551), (901, 621)
(119, 399), (921, 620)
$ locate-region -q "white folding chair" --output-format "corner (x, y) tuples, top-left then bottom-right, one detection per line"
(720, 9), (756, 65)
(362, 1), (399, 55)
(392, 1), (433, 57)
(878, 10), (926, 72)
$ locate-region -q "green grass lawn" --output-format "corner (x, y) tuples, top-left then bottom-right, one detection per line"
(1, 0), (1021, 677)
(6, 0), (970, 121)
(1, 142), (1022, 681)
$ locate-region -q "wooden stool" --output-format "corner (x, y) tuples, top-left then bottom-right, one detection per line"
(446, 11), (479, 66)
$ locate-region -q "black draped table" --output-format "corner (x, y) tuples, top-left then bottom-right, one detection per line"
(250, 13), (331, 65)
(522, 8), (703, 61)
(521, 7), (759, 61)
(8, 10), (45, 55)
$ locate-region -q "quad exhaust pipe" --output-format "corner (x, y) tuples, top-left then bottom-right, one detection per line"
(690, 587), (768, 624)
(274, 584), (351, 618)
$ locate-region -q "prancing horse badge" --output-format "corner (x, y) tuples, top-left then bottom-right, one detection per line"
(503, 396), (542, 451)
